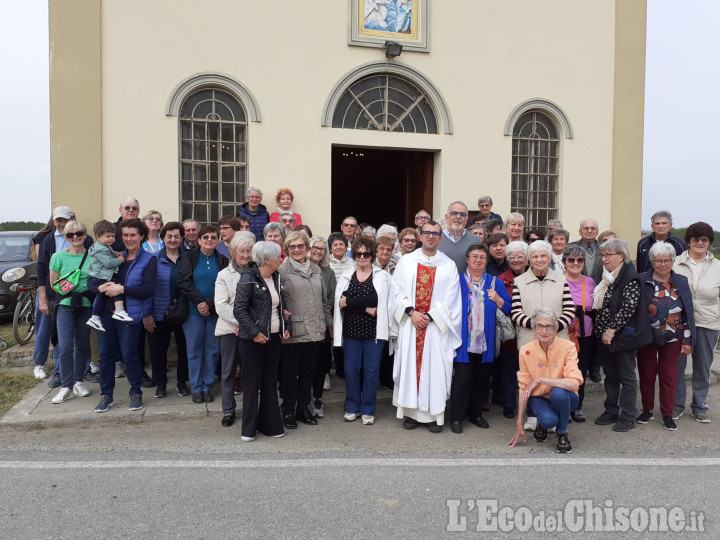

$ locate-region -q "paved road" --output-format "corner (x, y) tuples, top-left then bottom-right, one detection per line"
(1, 396), (718, 539)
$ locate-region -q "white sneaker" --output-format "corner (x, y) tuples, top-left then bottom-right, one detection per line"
(33, 365), (47, 380)
(523, 416), (537, 431)
(272, 432), (285, 438)
(241, 436), (255, 442)
(323, 373), (331, 391)
(86, 317), (106, 333)
(112, 310), (133, 322)
(362, 415), (375, 425)
(89, 362), (100, 374)
(344, 412), (359, 422)
(51, 387), (74, 404)
(73, 382), (91, 397)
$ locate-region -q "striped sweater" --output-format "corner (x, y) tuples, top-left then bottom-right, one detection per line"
(511, 268), (575, 348)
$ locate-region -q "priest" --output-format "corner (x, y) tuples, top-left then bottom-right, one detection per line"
(391, 220), (462, 433)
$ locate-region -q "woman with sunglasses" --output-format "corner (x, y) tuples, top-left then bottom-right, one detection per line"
(334, 236), (392, 425)
(177, 225), (229, 404)
(141, 210), (164, 254)
(562, 245), (596, 422)
(277, 231), (332, 428)
(48, 221), (95, 404)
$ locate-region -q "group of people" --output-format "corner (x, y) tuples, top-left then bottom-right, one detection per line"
(32, 189), (719, 453)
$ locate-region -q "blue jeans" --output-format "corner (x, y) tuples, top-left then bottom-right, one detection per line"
(675, 327), (720, 414)
(33, 302), (59, 371)
(529, 387), (579, 434)
(56, 305), (92, 388)
(98, 314), (143, 396)
(343, 338), (385, 416)
(183, 314), (219, 393)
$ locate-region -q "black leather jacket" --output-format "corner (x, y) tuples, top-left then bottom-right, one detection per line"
(233, 262), (291, 340)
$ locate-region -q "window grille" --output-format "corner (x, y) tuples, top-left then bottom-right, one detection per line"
(331, 74), (438, 134)
(511, 111), (559, 229)
(179, 88), (247, 225)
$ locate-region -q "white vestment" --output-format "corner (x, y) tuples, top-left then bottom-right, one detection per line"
(390, 250), (462, 425)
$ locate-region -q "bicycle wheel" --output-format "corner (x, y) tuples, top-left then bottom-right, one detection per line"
(13, 291), (35, 345)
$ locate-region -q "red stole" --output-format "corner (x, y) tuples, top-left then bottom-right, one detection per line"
(414, 263), (437, 390)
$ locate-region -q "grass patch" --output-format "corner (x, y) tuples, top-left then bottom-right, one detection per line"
(0, 370), (37, 417)
(0, 322), (16, 349)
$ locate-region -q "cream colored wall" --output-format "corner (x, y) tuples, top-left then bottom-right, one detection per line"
(49, 0), (102, 225)
(93, 0), (637, 237)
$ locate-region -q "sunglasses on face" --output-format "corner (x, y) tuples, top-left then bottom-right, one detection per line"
(564, 257), (585, 264)
(201, 235), (218, 241)
(288, 244), (306, 251)
(145, 217), (162, 222)
(422, 231), (441, 237)
(342, 223), (357, 228)
(354, 252), (371, 259)
(124, 206), (139, 211)
(65, 231), (85, 239)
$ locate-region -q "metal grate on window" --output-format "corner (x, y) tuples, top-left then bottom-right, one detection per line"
(511, 111), (559, 229)
(332, 75), (438, 134)
(179, 89), (247, 225)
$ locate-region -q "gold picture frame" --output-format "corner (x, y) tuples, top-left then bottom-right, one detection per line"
(349, 0), (429, 53)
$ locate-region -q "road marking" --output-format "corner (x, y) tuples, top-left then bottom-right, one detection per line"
(0, 458), (719, 469)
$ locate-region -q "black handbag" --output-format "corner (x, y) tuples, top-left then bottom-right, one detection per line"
(164, 294), (189, 324)
(652, 327), (667, 347)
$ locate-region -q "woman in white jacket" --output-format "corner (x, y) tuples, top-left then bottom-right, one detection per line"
(214, 232), (255, 428)
(333, 236), (392, 425)
(672, 222), (720, 423)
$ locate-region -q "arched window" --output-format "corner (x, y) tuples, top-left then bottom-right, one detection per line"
(179, 88), (247, 224)
(511, 111), (559, 229)
(331, 74), (438, 134)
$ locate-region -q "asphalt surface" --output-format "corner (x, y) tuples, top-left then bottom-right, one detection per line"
(1, 371), (718, 538)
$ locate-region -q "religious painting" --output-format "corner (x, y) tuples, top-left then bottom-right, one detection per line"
(349, 0), (429, 53)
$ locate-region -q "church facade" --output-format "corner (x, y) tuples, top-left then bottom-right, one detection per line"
(49, 0), (647, 247)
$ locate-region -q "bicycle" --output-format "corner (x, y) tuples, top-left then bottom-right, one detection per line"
(12, 275), (37, 345)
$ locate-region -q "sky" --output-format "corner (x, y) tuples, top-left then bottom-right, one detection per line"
(0, 1), (717, 228)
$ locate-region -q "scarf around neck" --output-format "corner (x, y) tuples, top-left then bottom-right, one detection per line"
(464, 270), (487, 354)
(288, 256), (312, 276)
(593, 264), (623, 310)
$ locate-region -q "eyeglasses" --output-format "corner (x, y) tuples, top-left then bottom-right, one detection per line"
(201, 235), (218, 241)
(534, 324), (557, 332)
(422, 231), (441, 237)
(468, 255), (487, 261)
(448, 211), (468, 218)
(65, 231), (85, 239)
(123, 206), (139, 211)
(288, 244), (306, 251)
(415, 215), (430, 221)
(653, 259), (674, 266)
(219, 225), (233, 230)
(564, 257), (585, 264)
(600, 252), (621, 259)
(354, 252), (371, 259)
(145, 217), (162, 222)
(342, 223), (357, 228)
(691, 238), (710, 244)
(581, 227), (598, 231)
(528, 237), (540, 243)
(311, 246), (326, 252)
(508, 255), (526, 261)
